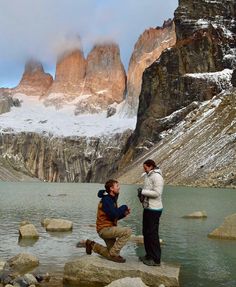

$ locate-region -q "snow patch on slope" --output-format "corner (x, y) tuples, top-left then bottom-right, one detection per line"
(0, 93), (136, 137)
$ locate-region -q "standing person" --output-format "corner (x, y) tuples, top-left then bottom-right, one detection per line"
(85, 179), (132, 263)
(137, 159), (164, 266)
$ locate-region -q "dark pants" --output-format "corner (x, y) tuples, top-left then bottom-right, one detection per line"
(142, 208), (162, 263)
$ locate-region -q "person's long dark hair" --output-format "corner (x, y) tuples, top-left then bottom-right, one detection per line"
(143, 159), (157, 170)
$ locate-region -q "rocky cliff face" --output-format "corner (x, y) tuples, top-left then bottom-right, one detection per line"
(125, 20), (176, 116)
(43, 49), (86, 109)
(75, 43), (126, 114)
(14, 60), (53, 97)
(174, 0), (236, 40)
(43, 43), (126, 113)
(0, 130), (132, 182)
(119, 0), (236, 167)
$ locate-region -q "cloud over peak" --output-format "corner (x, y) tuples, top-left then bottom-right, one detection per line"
(0, 0), (178, 87)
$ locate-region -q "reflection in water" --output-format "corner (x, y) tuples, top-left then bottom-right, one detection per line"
(18, 237), (39, 247)
(0, 182), (236, 287)
(47, 231), (73, 238)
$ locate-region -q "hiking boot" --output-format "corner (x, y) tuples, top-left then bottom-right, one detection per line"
(76, 240), (86, 248)
(85, 239), (94, 255)
(108, 255), (126, 263)
(139, 255), (151, 262)
(142, 258), (160, 266)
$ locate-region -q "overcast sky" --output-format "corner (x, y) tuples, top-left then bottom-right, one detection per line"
(0, 0), (178, 87)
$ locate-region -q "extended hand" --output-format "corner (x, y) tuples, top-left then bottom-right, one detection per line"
(125, 208), (131, 216)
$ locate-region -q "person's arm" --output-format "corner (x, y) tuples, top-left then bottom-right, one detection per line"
(102, 197), (128, 221)
(141, 174), (163, 198)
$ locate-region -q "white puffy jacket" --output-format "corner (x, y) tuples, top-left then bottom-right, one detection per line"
(141, 168), (164, 210)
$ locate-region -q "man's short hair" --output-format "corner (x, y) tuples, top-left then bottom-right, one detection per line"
(105, 179), (118, 193)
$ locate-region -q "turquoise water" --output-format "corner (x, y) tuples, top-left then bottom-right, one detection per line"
(0, 182), (236, 287)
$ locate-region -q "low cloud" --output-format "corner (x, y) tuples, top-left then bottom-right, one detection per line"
(0, 0), (178, 87)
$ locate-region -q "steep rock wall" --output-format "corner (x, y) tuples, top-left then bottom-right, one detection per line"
(0, 130), (132, 182)
(125, 20), (176, 116)
(119, 0), (236, 166)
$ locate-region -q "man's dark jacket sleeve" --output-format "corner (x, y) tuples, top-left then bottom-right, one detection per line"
(102, 196), (128, 221)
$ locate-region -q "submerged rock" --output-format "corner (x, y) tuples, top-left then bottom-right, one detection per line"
(208, 213), (236, 240)
(63, 255), (180, 287)
(130, 235), (163, 245)
(182, 211), (207, 219)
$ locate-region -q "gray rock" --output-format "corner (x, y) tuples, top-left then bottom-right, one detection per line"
(33, 272), (50, 283)
(23, 274), (38, 285)
(63, 255), (180, 287)
(231, 69), (236, 87)
(105, 277), (148, 287)
(208, 213), (236, 240)
(7, 253), (39, 273)
(182, 211), (207, 219)
(19, 224), (39, 239)
(13, 277), (28, 287)
(0, 260), (5, 271)
(0, 270), (13, 285)
(107, 105), (117, 118)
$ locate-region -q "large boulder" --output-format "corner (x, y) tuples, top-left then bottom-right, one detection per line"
(208, 213), (236, 240)
(7, 253), (39, 273)
(105, 277), (149, 287)
(42, 218), (73, 232)
(63, 256), (180, 287)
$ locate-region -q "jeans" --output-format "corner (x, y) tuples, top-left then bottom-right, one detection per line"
(143, 208), (162, 263)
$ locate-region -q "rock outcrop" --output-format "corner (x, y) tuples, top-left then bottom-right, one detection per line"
(0, 89), (20, 115)
(118, 0), (236, 176)
(43, 43), (126, 113)
(44, 49), (86, 109)
(208, 213), (236, 240)
(14, 60), (53, 97)
(174, 0), (236, 40)
(63, 256), (180, 287)
(125, 20), (176, 116)
(74, 43), (126, 114)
